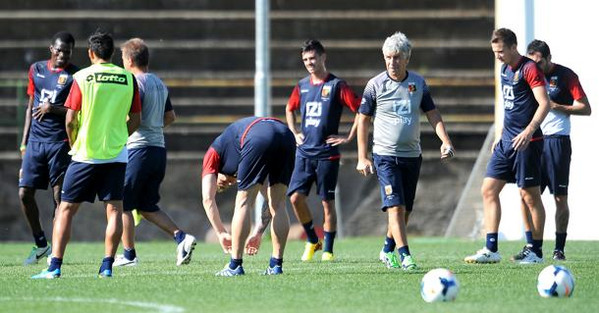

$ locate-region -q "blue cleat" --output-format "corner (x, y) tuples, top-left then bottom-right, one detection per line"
(263, 265), (283, 275)
(215, 265), (245, 277)
(31, 268), (61, 279)
(98, 269), (113, 278)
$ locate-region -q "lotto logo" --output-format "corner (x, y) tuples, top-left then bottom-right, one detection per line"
(89, 73), (128, 85)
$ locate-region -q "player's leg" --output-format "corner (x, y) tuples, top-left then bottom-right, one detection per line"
(265, 183), (290, 274)
(512, 198), (534, 261)
(553, 195), (569, 260)
(519, 186), (545, 263)
(19, 142), (52, 265)
(547, 136), (571, 260)
(317, 158), (339, 261)
(394, 156), (421, 270)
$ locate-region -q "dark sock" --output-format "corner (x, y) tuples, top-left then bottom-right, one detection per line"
(323, 231), (336, 253)
(397, 246), (411, 262)
(383, 236), (396, 253)
(524, 231), (533, 245)
(555, 232), (567, 251)
(302, 221), (319, 244)
(33, 231), (47, 248)
(269, 257), (283, 268)
(48, 257), (62, 272)
(486, 233), (498, 252)
(532, 240), (543, 258)
(99, 257), (114, 273)
(229, 258), (243, 270)
(124, 248), (136, 261)
(174, 230), (186, 244)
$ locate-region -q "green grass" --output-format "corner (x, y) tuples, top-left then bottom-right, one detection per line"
(0, 238), (597, 313)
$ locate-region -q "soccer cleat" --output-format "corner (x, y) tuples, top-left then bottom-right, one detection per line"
(381, 251), (400, 269)
(23, 245), (52, 266)
(401, 255), (418, 271)
(263, 265), (283, 275)
(114, 254), (139, 267)
(215, 264), (245, 277)
(301, 241), (322, 261)
(510, 245), (532, 261)
(321, 252), (335, 262)
(176, 234), (197, 266)
(464, 247), (502, 263)
(553, 250), (566, 261)
(31, 268), (61, 279)
(518, 248), (544, 264)
(98, 269), (113, 278)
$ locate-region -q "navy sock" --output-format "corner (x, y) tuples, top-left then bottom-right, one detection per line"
(124, 248), (136, 261)
(486, 233), (498, 252)
(302, 221), (319, 244)
(269, 257), (283, 268)
(555, 232), (567, 251)
(323, 231), (336, 253)
(383, 236), (396, 253)
(174, 230), (186, 244)
(48, 257), (62, 272)
(33, 231), (47, 248)
(397, 246), (411, 262)
(532, 240), (543, 258)
(524, 231), (533, 245)
(229, 258), (243, 270)
(99, 257), (114, 273)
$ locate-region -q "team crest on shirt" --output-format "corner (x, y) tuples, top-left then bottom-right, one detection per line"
(549, 76), (558, 88)
(321, 85), (331, 98)
(57, 73), (69, 85)
(513, 70), (520, 83)
(408, 82), (417, 93)
(384, 185), (393, 196)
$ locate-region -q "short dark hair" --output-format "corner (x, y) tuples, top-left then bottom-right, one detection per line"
(88, 29), (114, 60)
(121, 38), (149, 67)
(527, 39), (551, 59)
(301, 39), (325, 56)
(52, 31), (75, 47)
(491, 28), (517, 47)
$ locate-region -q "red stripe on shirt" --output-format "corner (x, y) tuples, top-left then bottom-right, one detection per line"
(202, 147), (221, 177)
(286, 85), (301, 112)
(338, 81), (361, 113)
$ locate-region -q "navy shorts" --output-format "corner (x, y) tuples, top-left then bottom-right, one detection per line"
(123, 146), (166, 212)
(373, 154), (422, 212)
(19, 141), (71, 189)
(485, 139), (543, 188)
(61, 161), (127, 203)
(237, 120), (296, 190)
(541, 135), (571, 196)
(287, 155), (339, 201)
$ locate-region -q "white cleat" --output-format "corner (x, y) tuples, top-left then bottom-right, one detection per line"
(176, 234), (197, 266)
(518, 248), (544, 264)
(464, 247), (502, 263)
(114, 254), (139, 267)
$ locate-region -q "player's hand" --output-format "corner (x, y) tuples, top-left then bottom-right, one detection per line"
(32, 102), (51, 121)
(356, 158), (374, 176)
(217, 231), (232, 254)
(325, 135), (349, 146)
(294, 133), (304, 146)
(512, 129), (532, 151)
(440, 144), (455, 163)
(244, 233), (262, 256)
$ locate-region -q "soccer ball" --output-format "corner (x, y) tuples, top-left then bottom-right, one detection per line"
(537, 265), (575, 298)
(420, 268), (459, 302)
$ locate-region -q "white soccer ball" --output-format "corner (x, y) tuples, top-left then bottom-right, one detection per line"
(537, 265), (575, 298)
(420, 268), (460, 302)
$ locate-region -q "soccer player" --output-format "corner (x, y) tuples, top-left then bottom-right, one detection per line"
(19, 31), (78, 265)
(285, 39), (361, 262)
(113, 38), (196, 267)
(202, 117), (296, 276)
(356, 31), (455, 271)
(464, 28), (550, 264)
(32, 30), (141, 279)
(512, 39), (591, 261)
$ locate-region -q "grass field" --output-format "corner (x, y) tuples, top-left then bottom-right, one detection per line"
(0, 237), (597, 313)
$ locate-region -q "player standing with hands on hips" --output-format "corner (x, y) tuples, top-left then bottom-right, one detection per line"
(356, 31), (454, 271)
